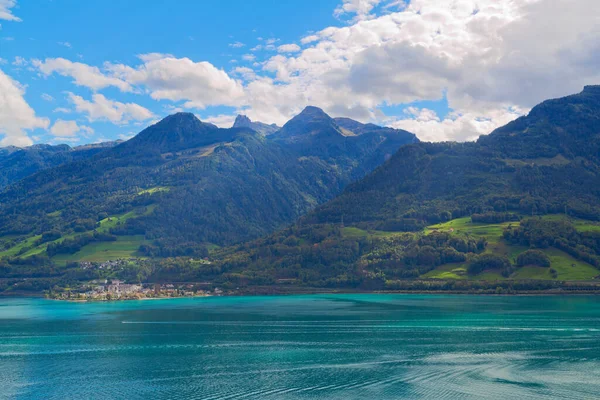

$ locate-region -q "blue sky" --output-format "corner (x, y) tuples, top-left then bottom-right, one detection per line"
(0, 0), (598, 146)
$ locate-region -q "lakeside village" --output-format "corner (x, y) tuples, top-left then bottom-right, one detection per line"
(47, 280), (224, 301)
(46, 258), (226, 301)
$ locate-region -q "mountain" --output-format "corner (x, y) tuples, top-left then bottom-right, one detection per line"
(272, 106), (416, 167)
(115, 113), (240, 155)
(274, 106), (343, 142)
(0, 109), (417, 260)
(309, 85), (600, 228)
(0, 141), (121, 189)
(213, 86), (600, 287)
(232, 115), (279, 136)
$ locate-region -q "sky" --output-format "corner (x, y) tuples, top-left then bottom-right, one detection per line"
(1, 0), (599, 147)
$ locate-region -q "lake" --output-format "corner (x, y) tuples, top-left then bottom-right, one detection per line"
(1, 294), (599, 399)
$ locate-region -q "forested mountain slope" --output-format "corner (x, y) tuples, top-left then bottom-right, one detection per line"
(0, 109), (417, 257)
(308, 85), (600, 229)
(213, 86), (600, 287)
(233, 115), (279, 136)
(0, 141), (121, 189)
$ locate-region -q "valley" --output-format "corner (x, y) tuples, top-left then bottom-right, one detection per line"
(1, 87), (600, 297)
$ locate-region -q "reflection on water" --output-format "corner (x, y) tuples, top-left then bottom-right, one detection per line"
(1, 294), (600, 399)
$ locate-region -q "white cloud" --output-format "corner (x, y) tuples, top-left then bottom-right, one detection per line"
(301, 35), (320, 45)
(53, 107), (71, 113)
(12, 56), (26, 66)
(41, 93), (54, 102)
(0, 0), (20, 21)
(229, 41), (245, 48)
(0, 69), (49, 146)
(334, 0), (384, 21)
(242, 54), (256, 62)
(106, 54), (245, 109)
(50, 119), (94, 137)
(230, 0), (600, 139)
(202, 114), (237, 128)
(137, 52), (174, 62)
(390, 106), (526, 142)
(233, 67), (257, 81)
(67, 92), (154, 125)
(33, 57), (132, 92)
(27, 0), (600, 142)
(58, 41), (71, 48)
(277, 44), (301, 53)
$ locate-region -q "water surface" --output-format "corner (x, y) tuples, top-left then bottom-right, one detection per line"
(1, 294), (599, 399)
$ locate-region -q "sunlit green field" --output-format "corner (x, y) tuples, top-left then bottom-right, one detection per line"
(0, 205), (156, 263)
(0, 235), (42, 258)
(52, 235), (147, 266)
(423, 215), (600, 281)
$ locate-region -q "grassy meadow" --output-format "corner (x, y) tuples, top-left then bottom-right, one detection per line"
(424, 215), (600, 281)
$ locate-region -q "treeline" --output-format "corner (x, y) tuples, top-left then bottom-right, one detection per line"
(504, 218), (600, 268)
(471, 212), (520, 224)
(139, 240), (209, 258)
(209, 224), (490, 287)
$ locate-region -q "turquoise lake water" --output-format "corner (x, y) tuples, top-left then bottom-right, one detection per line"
(1, 295), (600, 399)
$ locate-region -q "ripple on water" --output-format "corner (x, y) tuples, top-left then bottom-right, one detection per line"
(2, 295), (600, 399)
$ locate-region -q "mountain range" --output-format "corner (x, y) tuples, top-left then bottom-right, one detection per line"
(0, 108), (417, 256)
(0, 141), (122, 189)
(2, 86), (600, 293)
(308, 85), (600, 229)
(212, 86), (600, 287)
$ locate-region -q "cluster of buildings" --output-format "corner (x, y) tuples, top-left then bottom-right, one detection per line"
(78, 259), (139, 270)
(49, 280), (222, 301)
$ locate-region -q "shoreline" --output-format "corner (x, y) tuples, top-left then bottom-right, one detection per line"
(13, 288), (600, 302)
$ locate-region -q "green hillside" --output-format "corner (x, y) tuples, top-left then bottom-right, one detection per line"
(2, 87), (600, 295)
(0, 110), (417, 262)
(306, 86), (600, 231)
(0, 206), (154, 263)
(0, 141), (121, 189)
(207, 87), (600, 290)
(423, 215), (600, 281)
(51, 236), (147, 266)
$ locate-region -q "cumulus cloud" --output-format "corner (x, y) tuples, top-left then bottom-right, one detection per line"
(390, 106), (526, 142)
(0, 69), (49, 146)
(277, 44), (301, 53)
(232, 0), (600, 138)
(67, 92), (154, 125)
(300, 35), (320, 45)
(202, 114), (237, 128)
(229, 41), (245, 48)
(106, 54), (245, 109)
(334, 0), (385, 21)
(50, 119), (94, 138)
(0, 0), (20, 21)
(233, 67), (257, 81)
(33, 57), (133, 92)
(27, 0), (600, 142)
